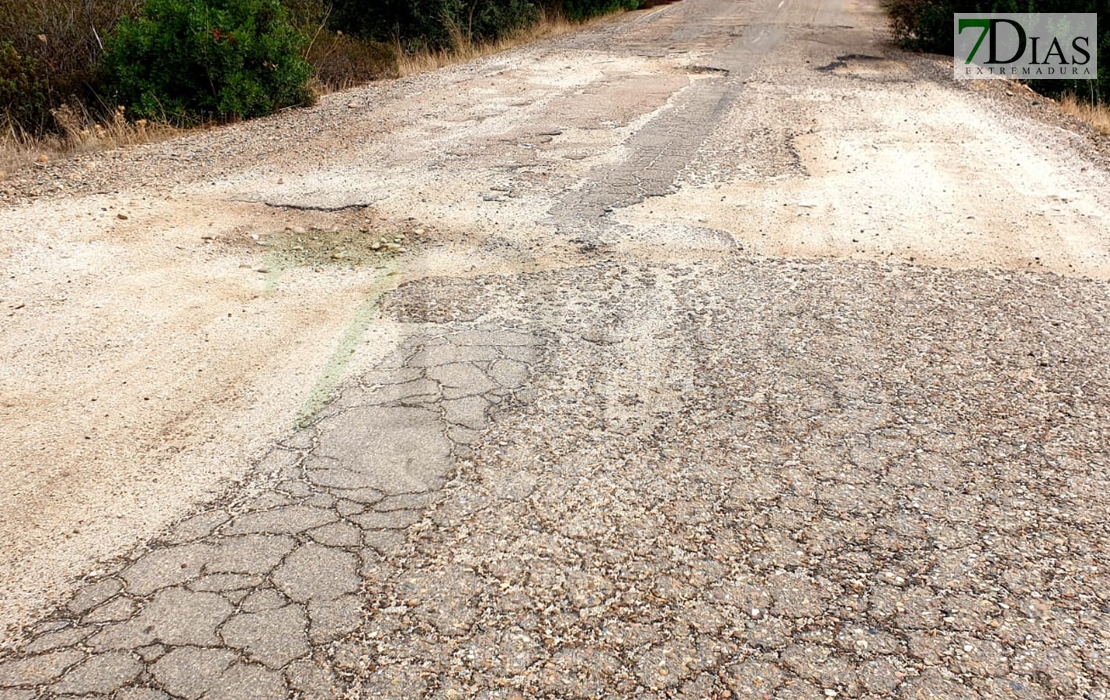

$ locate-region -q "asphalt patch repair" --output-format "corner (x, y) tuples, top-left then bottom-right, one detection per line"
(4, 257), (1108, 698)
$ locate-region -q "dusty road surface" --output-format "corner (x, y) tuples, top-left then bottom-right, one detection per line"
(4, 0), (1110, 695)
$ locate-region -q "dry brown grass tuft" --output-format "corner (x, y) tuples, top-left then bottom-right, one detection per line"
(300, 2), (399, 94)
(1, 104), (178, 179)
(0, 0), (143, 108)
(302, 10), (586, 96)
(396, 9), (602, 76)
(1058, 93), (1110, 136)
(307, 32), (399, 93)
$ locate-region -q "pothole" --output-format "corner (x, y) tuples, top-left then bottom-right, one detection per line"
(220, 205), (432, 269)
(260, 226), (418, 267)
(686, 65), (730, 75)
(815, 54), (910, 81)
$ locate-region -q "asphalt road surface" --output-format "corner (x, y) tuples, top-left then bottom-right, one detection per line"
(3, 0), (1110, 697)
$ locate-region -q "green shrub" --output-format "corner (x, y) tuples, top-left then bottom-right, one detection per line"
(883, 0), (957, 53)
(332, 0), (540, 50)
(102, 0), (314, 123)
(0, 40), (49, 133)
(551, 0), (640, 22)
(329, 0), (640, 51)
(883, 0), (1107, 104)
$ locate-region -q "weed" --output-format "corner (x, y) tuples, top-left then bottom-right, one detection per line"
(396, 7), (600, 77)
(1059, 93), (1110, 136)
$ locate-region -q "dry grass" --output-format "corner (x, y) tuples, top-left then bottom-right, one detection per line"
(1, 104), (178, 179)
(396, 9), (601, 76)
(307, 33), (399, 93)
(1058, 93), (1110, 136)
(302, 10), (591, 97)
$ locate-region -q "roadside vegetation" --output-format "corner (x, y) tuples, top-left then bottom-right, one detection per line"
(1058, 92), (1110, 136)
(884, 0), (1108, 121)
(1, 0), (639, 168)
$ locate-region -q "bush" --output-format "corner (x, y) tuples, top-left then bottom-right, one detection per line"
(550, 0), (640, 22)
(883, 0), (1107, 104)
(1, 0), (143, 109)
(4, 0), (641, 137)
(329, 0), (640, 51)
(102, 0), (314, 123)
(332, 0), (540, 50)
(0, 41), (49, 134)
(883, 0), (958, 53)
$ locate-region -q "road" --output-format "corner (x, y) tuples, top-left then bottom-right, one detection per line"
(2, 0), (1110, 696)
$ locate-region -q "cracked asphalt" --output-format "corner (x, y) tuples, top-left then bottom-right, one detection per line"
(1, 328), (544, 699)
(3, 0), (1110, 696)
